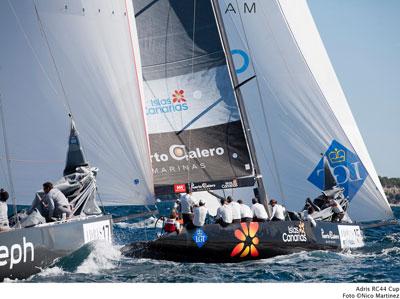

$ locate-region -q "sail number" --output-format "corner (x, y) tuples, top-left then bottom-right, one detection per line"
(83, 220), (112, 243)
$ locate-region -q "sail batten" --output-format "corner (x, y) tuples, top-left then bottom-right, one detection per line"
(216, 0), (392, 222)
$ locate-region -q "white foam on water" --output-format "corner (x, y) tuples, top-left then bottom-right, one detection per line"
(381, 246), (400, 256)
(384, 232), (400, 243)
(75, 240), (122, 274)
(115, 216), (163, 229)
(3, 277), (21, 283)
(35, 266), (66, 278)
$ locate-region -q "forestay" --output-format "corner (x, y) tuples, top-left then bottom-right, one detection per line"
(133, 0), (254, 195)
(214, 0), (392, 221)
(0, 0), (154, 206)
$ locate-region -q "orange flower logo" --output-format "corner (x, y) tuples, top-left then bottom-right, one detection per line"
(230, 222), (259, 258)
(172, 89), (186, 103)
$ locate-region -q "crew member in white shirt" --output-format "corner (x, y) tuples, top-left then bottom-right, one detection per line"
(330, 200), (344, 223)
(215, 198), (233, 227)
(227, 196), (241, 223)
(237, 199), (253, 222)
(0, 189), (10, 232)
(180, 191), (195, 225)
(303, 206), (317, 227)
(251, 198), (268, 222)
(269, 199), (285, 221)
(193, 199), (208, 228)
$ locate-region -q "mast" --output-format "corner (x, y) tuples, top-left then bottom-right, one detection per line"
(0, 93), (20, 227)
(210, 0), (269, 212)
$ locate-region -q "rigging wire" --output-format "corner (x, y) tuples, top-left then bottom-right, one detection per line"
(0, 93), (20, 228)
(33, 1), (72, 115)
(7, 0), (59, 96)
(96, 186), (107, 215)
(234, 0), (286, 207)
(186, 0), (197, 189)
(217, 0), (281, 204)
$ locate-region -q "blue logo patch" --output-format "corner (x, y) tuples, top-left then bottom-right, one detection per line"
(231, 49), (249, 74)
(307, 140), (368, 201)
(192, 228), (208, 248)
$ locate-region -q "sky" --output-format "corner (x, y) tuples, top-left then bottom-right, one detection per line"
(307, 0), (400, 177)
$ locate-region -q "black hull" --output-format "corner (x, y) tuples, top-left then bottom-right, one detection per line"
(0, 215), (112, 281)
(122, 221), (364, 263)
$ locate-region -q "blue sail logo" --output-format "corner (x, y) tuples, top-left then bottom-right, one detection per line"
(307, 140), (368, 201)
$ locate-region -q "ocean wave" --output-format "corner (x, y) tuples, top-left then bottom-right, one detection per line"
(75, 241), (121, 274)
(383, 232), (400, 244)
(28, 240), (122, 281)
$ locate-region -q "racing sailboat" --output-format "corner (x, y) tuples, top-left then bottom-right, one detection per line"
(122, 0), (394, 262)
(0, 0), (153, 280)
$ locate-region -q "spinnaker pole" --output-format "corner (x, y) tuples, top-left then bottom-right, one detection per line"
(210, 0), (270, 213)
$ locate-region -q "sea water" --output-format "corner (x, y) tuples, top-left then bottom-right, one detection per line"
(13, 206), (400, 282)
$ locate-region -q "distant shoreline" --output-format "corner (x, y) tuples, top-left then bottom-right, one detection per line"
(380, 176), (400, 205)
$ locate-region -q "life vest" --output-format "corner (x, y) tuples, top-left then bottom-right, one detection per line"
(164, 218), (177, 233)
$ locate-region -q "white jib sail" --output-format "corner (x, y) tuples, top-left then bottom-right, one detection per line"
(0, 0), (154, 206)
(215, 0), (392, 221)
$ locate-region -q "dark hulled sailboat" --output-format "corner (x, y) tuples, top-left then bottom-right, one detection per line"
(122, 0), (394, 262)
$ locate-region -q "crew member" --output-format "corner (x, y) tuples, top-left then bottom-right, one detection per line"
(0, 189), (10, 232)
(227, 196), (241, 223)
(331, 200), (344, 222)
(313, 193), (331, 210)
(303, 206), (317, 227)
(269, 199), (285, 221)
(237, 199), (253, 222)
(251, 198), (268, 222)
(193, 199), (208, 228)
(173, 198), (181, 214)
(31, 182), (72, 221)
(215, 198), (233, 227)
(163, 211), (182, 234)
(180, 191), (195, 225)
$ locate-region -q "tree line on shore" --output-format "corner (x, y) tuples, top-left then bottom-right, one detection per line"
(379, 176), (400, 203)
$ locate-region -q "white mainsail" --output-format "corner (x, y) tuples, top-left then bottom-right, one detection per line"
(0, 0), (154, 206)
(214, 0), (392, 221)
